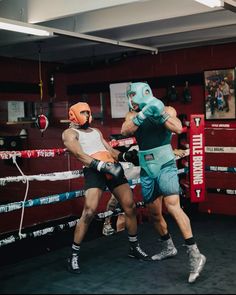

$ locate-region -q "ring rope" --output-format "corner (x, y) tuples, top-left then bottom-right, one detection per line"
(109, 130), (187, 148)
(0, 218), (79, 247)
(0, 151), (190, 186)
(0, 138), (138, 159)
(205, 122), (236, 129)
(207, 188), (236, 195)
(0, 135), (233, 160)
(0, 201), (146, 248)
(0, 137), (137, 160)
(0, 169), (84, 186)
(0, 148), (67, 160)
(205, 146), (236, 153)
(180, 182), (236, 196)
(205, 166), (236, 173)
(0, 190), (85, 214)
(183, 121), (236, 130)
(0, 167), (189, 214)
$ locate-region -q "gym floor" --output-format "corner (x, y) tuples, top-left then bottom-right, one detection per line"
(0, 213), (235, 294)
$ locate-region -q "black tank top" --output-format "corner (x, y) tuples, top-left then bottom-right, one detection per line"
(134, 117), (172, 150)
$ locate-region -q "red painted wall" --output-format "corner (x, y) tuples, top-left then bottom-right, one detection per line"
(0, 42), (236, 235)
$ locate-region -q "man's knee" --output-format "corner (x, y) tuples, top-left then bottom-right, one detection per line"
(164, 194), (180, 212)
(122, 199), (136, 217)
(82, 208), (96, 224)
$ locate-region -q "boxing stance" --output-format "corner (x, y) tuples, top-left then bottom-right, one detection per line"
(126, 82), (169, 127)
(120, 82), (206, 284)
(62, 102), (150, 274)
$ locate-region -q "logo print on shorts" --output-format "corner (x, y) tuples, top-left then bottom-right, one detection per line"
(144, 153), (154, 161)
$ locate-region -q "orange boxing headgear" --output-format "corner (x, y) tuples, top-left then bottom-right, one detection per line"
(69, 102), (92, 126)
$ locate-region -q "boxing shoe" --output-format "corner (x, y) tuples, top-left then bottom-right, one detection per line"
(129, 243), (151, 261)
(67, 253), (81, 274)
(102, 223), (116, 236)
(187, 244), (206, 283)
(151, 238), (178, 261)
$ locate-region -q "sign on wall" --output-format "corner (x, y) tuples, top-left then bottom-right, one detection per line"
(8, 101), (25, 122)
(109, 82), (130, 118)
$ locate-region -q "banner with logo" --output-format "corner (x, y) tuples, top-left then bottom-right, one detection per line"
(189, 114), (205, 202)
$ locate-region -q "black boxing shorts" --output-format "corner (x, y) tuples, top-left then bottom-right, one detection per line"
(83, 167), (128, 193)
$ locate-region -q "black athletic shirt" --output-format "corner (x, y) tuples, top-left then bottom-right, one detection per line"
(134, 117), (172, 150)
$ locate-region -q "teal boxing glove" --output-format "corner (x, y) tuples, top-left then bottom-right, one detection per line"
(132, 98), (165, 126)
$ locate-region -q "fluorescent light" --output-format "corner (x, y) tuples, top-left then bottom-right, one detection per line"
(194, 0), (222, 8)
(0, 20), (51, 36)
(0, 17), (157, 54)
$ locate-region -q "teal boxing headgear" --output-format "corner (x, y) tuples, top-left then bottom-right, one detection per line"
(127, 82), (154, 110)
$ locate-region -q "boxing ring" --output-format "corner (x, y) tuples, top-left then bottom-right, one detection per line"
(0, 115), (236, 293)
(1, 114), (236, 248)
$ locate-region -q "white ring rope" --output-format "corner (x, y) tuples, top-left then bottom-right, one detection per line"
(12, 156), (29, 240)
(0, 151), (190, 186)
(0, 170), (84, 186)
(205, 146), (236, 153)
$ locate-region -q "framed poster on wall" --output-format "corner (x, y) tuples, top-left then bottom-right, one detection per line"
(204, 68), (235, 120)
(8, 101), (25, 122)
(109, 82), (130, 118)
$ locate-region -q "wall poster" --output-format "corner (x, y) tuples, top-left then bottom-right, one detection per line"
(109, 82), (130, 118)
(204, 68), (235, 120)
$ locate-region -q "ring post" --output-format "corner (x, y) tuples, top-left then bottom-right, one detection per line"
(189, 114), (205, 202)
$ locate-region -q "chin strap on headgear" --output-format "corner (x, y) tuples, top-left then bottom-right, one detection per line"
(126, 82), (154, 110)
(69, 102), (92, 127)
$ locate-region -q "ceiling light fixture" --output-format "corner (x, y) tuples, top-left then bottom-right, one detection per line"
(194, 0), (223, 8)
(0, 17), (157, 54)
(0, 17), (51, 36)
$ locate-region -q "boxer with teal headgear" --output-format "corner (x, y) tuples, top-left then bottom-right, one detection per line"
(126, 82), (169, 126)
(127, 82), (154, 110)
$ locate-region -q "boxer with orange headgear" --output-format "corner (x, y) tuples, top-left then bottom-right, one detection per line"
(68, 102), (123, 177)
(62, 101), (150, 275)
(69, 102), (92, 129)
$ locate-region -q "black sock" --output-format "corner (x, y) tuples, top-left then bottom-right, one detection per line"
(160, 233), (171, 241)
(185, 237), (195, 246)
